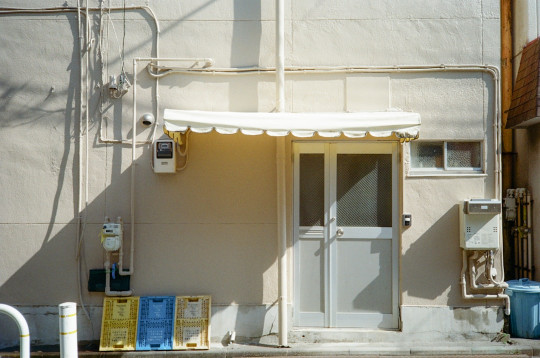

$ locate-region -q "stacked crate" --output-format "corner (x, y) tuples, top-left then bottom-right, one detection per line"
(136, 296), (175, 350)
(173, 296), (211, 350)
(99, 295), (211, 351)
(99, 297), (139, 351)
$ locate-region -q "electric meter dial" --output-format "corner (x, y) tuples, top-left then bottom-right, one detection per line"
(102, 236), (121, 251)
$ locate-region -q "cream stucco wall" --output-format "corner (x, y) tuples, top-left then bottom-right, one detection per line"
(0, 0), (501, 347)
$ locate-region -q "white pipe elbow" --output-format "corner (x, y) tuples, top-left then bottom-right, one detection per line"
(0, 304), (30, 358)
(104, 255), (132, 297)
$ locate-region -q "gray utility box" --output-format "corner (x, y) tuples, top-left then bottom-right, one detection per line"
(460, 199), (501, 250)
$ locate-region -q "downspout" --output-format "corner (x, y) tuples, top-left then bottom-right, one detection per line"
(276, 0), (288, 348)
(501, 0), (514, 193)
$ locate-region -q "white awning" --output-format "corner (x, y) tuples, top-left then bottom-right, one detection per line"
(163, 109), (420, 139)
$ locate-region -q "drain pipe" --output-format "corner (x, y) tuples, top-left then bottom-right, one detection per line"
(275, 0), (288, 348)
(0, 304), (30, 358)
(115, 59), (138, 278)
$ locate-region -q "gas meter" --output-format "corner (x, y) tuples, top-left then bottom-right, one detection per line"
(100, 217), (123, 252)
(460, 199), (501, 250)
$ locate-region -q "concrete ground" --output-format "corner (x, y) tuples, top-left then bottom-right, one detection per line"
(1, 338), (540, 358)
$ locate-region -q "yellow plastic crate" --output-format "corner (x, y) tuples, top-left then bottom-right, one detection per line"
(99, 297), (140, 351)
(100, 320), (138, 351)
(173, 318), (210, 350)
(173, 296), (211, 350)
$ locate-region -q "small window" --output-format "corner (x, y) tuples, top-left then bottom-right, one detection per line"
(410, 141), (483, 175)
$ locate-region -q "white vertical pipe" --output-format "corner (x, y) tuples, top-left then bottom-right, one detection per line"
(0, 304), (30, 358)
(76, 0), (83, 273)
(59, 303), (78, 358)
(277, 139), (287, 347)
(276, 0), (285, 113)
(527, 193), (533, 277)
(120, 59), (137, 277)
(276, 0), (288, 348)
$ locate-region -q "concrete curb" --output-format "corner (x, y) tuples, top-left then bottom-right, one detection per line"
(0, 341), (538, 357)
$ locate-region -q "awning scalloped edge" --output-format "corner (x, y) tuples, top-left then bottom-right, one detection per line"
(163, 109), (421, 142)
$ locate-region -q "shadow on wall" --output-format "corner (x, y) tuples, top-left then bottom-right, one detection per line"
(0, 135), (278, 347)
(0, 2), (277, 348)
(401, 204), (462, 304)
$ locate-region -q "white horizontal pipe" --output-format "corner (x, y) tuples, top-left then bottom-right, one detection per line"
(460, 276), (510, 316)
(146, 64), (499, 76)
(0, 304), (30, 358)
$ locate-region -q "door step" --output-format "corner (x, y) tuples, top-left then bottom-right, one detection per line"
(290, 328), (400, 344)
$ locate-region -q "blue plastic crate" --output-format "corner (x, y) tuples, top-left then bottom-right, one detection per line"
(136, 296), (176, 350)
(136, 319), (174, 350)
(138, 296), (175, 321)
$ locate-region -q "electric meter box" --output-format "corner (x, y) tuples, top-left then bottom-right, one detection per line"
(153, 139), (176, 173)
(460, 199), (501, 250)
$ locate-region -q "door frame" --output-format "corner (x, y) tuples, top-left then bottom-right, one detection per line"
(292, 141), (400, 329)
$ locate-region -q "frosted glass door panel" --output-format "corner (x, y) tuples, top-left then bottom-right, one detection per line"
(336, 154), (392, 227)
(300, 154), (325, 227)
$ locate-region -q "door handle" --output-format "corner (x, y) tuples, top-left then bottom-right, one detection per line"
(336, 228), (344, 236)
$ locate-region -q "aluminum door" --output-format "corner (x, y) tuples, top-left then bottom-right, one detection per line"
(293, 142), (398, 328)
